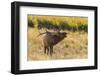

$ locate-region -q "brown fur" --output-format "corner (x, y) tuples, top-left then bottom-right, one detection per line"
(41, 31), (67, 56)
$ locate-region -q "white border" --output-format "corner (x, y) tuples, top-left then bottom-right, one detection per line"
(20, 6), (95, 70)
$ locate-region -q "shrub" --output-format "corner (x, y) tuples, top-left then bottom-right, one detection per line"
(28, 16), (88, 32)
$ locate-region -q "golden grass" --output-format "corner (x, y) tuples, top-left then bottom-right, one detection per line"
(28, 28), (88, 61)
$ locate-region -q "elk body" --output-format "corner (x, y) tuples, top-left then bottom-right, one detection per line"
(39, 31), (67, 56)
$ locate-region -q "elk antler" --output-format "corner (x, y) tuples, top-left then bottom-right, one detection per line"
(37, 30), (46, 37)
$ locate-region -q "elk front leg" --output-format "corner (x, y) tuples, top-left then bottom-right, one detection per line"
(44, 46), (49, 55)
(47, 47), (49, 55)
(50, 46), (53, 56)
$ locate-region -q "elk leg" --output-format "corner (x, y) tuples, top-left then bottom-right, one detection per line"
(44, 46), (47, 54)
(50, 46), (53, 56)
(47, 47), (49, 55)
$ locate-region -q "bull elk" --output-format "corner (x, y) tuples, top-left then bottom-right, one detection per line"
(38, 29), (67, 56)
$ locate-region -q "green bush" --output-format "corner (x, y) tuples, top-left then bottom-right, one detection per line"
(28, 16), (88, 32)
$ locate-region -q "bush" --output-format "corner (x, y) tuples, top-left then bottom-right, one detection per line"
(28, 19), (34, 27)
(28, 16), (88, 32)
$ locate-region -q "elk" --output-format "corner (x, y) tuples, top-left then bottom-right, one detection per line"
(38, 29), (67, 56)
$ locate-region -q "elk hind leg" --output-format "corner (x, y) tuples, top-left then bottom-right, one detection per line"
(44, 46), (47, 54)
(47, 47), (49, 55)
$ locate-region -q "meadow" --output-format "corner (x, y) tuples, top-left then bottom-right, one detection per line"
(27, 15), (88, 60)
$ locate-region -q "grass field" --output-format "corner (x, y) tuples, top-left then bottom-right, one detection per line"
(27, 15), (88, 61)
(28, 28), (88, 61)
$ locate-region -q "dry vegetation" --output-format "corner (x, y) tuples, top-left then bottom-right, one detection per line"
(27, 15), (88, 61)
(28, 28), (88, 60)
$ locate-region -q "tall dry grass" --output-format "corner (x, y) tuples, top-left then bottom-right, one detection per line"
(28, 28), (88, 61)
